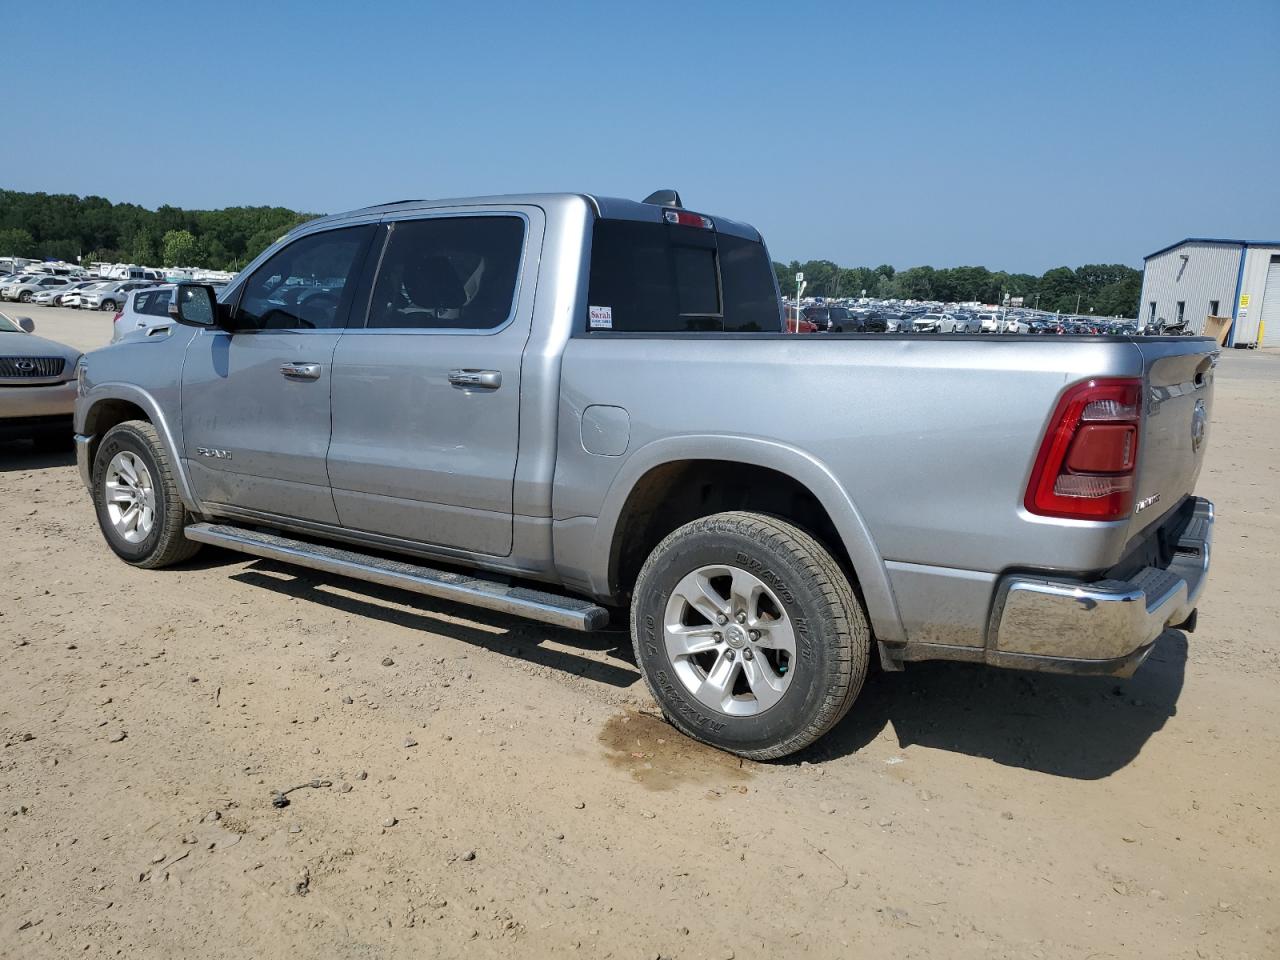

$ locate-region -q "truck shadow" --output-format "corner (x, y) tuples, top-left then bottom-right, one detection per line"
(0, 439), (75, 472)
(797, 631), (1189, 780)
(228, 560), (642, 689)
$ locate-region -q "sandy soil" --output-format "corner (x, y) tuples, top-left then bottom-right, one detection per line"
(2, 311), (1277, 959)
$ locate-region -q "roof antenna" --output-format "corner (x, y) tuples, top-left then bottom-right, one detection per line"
(642, 189), (683, 209)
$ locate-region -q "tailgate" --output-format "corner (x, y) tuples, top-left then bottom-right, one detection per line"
(1128, 337), (1217, 540)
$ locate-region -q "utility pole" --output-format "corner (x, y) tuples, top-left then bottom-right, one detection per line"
(1075, 292), (1082, 315)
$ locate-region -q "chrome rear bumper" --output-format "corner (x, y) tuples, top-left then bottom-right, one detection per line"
(988, 498), (1212, 676)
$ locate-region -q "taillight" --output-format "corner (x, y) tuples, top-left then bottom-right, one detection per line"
(112, 310), (123, 323)
(1025, 378), (1142, 520)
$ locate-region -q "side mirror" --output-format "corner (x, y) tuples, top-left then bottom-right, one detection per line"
(170, 283), (219, 328)
(17, 316), (35, 333)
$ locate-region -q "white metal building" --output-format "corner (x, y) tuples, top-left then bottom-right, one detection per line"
(1139, 238), (1280, 347)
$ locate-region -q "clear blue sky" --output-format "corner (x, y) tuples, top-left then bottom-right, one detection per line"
(6, 0), (1277, 273)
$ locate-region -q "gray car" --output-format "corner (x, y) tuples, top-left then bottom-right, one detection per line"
(1, 274), (73, 303)
(74, 190), (1217, 759)
(0, 311), (81, 447)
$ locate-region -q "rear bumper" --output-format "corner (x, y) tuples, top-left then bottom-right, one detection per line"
(988, 497), (1213, 676)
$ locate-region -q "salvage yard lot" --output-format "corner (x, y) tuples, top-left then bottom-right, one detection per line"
(1, 311), (1277, 959)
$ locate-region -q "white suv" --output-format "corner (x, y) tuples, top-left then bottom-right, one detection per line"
(112, 285), (176, 342)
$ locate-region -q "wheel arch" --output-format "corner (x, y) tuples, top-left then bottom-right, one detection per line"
(591, 436), (905, 644)
(80, 384), (199, 511)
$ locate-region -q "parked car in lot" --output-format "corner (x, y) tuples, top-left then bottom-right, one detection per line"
(0, 310), (81, 448)
(81, 280), (156, 312)
(77, 190), (1216, 760)
(784, 305), (818, 333)
(1, 274), (72, 303)
(912, 312), (947, 333)
(61, 280), (116, 309)
(112, 285), (176, 342)
(940, 313), (981, 333)
(32, 279), (101, 306)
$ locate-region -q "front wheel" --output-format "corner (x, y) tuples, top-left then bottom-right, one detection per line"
(630, 511), (869, 760)
(19, 291), (32, 303)
(92, 420), (201, 568)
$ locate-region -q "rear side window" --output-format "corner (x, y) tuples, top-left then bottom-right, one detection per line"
(587, 219), (780, 333)
(364, 216), (525, 330)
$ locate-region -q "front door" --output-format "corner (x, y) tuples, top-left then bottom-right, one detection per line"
(326, 209), (541, 556)
(181, 224), (376, 524)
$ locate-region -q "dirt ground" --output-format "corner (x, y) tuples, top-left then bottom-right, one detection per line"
(1, 309), (1277, 959)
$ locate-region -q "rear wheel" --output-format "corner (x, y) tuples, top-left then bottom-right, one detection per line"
(92, 420), (201, 568)
(630, 511), (869, 760)
(100, 299), (117, 311)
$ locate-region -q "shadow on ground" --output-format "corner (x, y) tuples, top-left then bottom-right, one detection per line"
(228, 559), (641, 689)
(0, 438), (75, 472)
(792, 630), (1189, 779)
(192, 549), (1186, 780)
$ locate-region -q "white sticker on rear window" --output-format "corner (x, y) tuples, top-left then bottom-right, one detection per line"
(589, 305), (613, 329)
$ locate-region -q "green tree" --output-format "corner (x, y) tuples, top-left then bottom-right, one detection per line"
(0, 227), (35, 257)
(161, 229), (200, 267)
(130, 232), (159, 266)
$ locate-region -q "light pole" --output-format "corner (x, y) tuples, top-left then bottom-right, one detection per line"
(794, 272), (806, 333)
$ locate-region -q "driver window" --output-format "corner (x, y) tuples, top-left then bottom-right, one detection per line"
(236, 226), (373, 331)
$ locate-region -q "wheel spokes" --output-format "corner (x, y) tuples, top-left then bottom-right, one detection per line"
(665, 624), (721, 658)
(673, 570), (730, 624)
(755, 615), (797, 657)
(693, 650), (737, 711)
(741, 654), (786, 711)
(730, 568), (763, 619)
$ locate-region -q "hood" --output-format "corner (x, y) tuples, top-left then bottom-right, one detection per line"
(0, 330), (83, 365)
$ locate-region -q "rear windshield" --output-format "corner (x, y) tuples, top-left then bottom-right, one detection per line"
(587, 219), (780, 333)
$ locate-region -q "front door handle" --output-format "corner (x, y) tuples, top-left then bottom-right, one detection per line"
(280, 362), (322, 381)
(448, 369), (502, 389)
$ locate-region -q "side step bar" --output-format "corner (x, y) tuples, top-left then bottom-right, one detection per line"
(184, 522), (610, 632)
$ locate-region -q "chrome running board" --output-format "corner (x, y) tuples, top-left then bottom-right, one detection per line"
(184, 522), (609, 632)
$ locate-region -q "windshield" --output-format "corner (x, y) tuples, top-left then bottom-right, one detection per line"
(0, 313), (20, 332)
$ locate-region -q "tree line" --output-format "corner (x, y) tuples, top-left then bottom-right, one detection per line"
(773, 259), (1141, 317)
(0, 189), (1141, 316)
(0, 189), (317, 272)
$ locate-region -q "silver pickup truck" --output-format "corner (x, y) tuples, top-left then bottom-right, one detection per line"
(74, 191), (1216, 759)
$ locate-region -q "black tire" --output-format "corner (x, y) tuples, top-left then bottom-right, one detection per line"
(630, 511), (869, 760)
(92, 419), (201, 568)
(19, 290), (32, 303)
(100, 300), (117, 312)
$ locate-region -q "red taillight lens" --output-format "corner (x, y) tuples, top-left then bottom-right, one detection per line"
(1025, 378), (1143, 520)
(1065, 424), (1136, 473)
(112, 310), (123, 323)
(663, 208), (714, 229)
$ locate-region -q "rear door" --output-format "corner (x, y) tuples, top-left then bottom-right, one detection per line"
(181, 224), (376, 524)
(326, 207), (542, 556)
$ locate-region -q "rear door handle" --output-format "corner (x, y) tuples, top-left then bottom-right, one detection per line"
(280, 362), (322, 381)
(448, 369), (502, 389)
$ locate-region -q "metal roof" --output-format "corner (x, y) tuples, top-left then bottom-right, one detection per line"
(1145, 237), (1280, 260)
